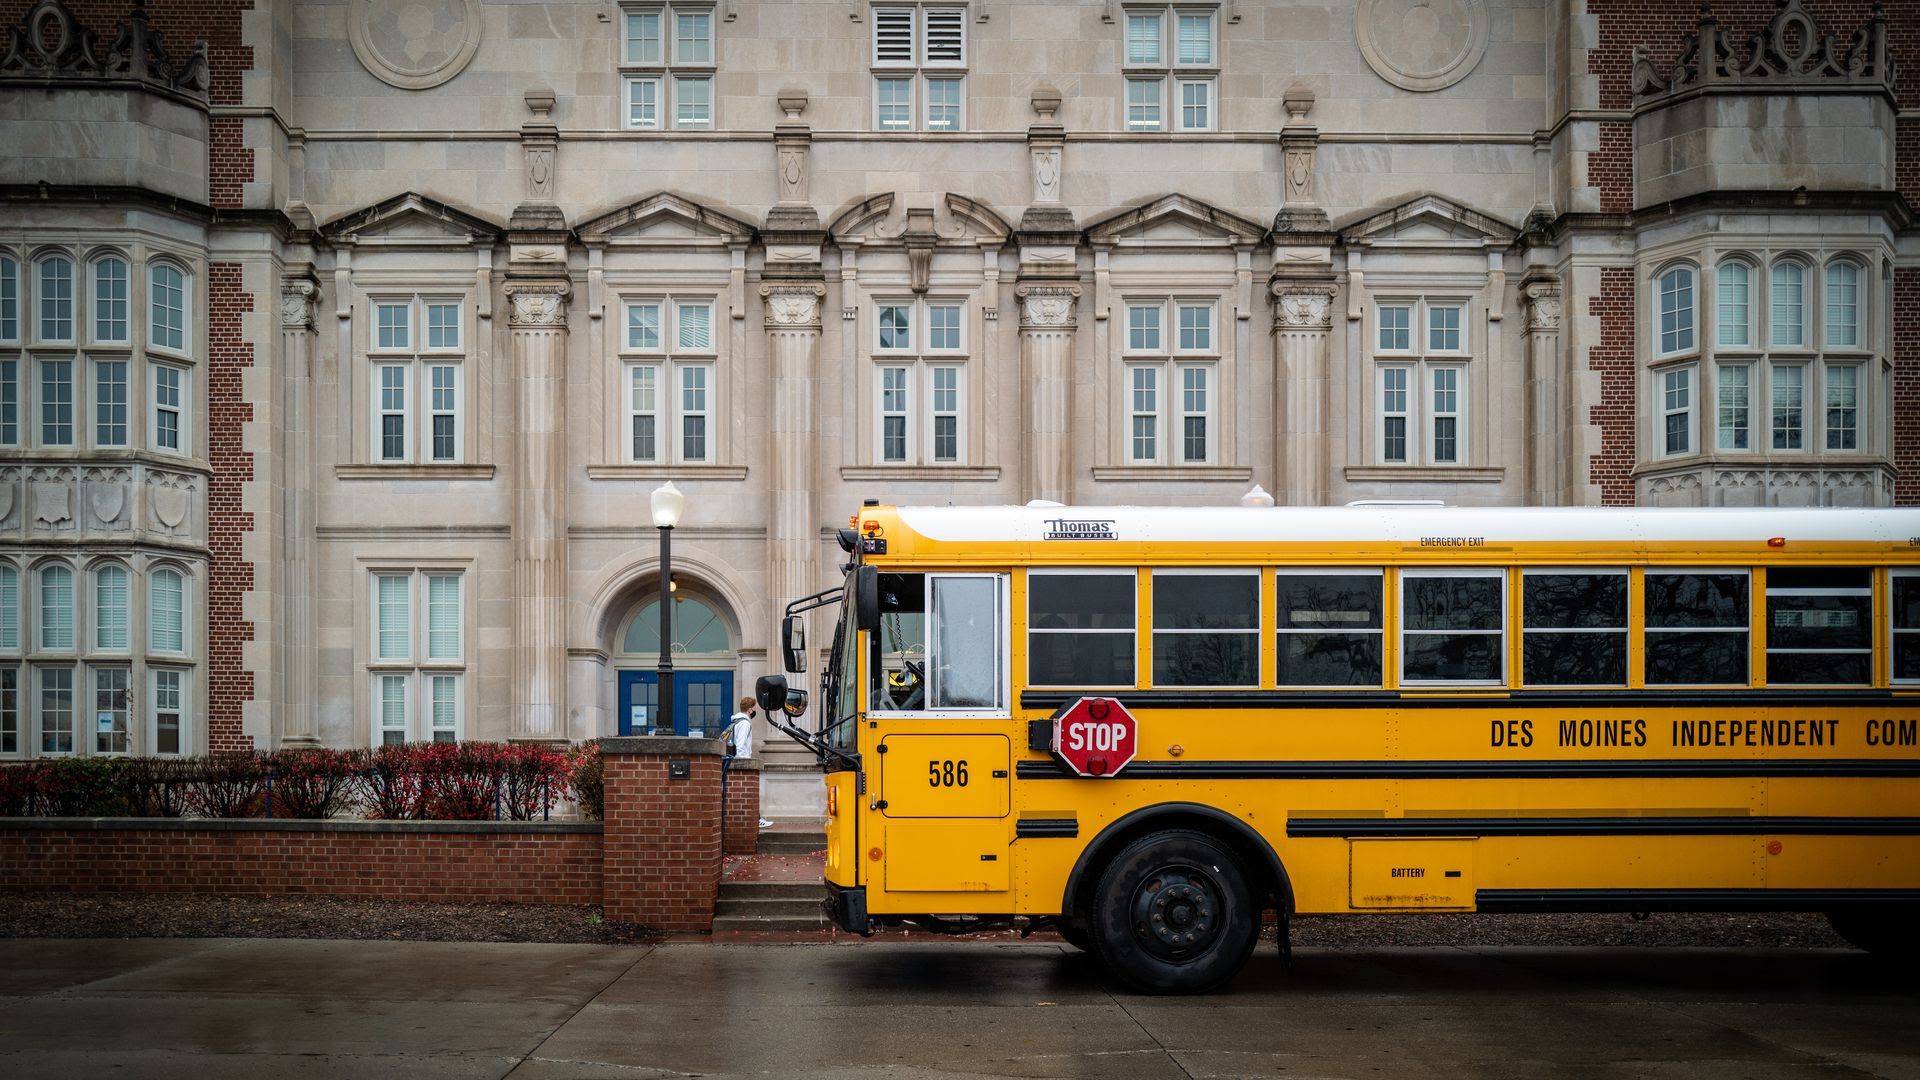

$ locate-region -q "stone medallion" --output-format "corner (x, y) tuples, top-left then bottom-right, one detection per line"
(1355, 0), (1488, 93)
(349, 0), (482, 90)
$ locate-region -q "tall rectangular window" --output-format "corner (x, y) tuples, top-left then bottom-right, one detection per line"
(149, 568), (184, 654)
(1275, 571), (1383, 686)
(870, 300), (967, 466)
(430, 674), (460, 742)
(1771, 364), (1804, 450)
(1766, 567), (1871, 685)
(1716, 262), (1751, 347)
(153, 365), (183, 453)
(1152, 571), (1257, 686)
(0, 564), (16, 650)
(1380, 366), (1409, 464)
(1660, 366), (1692, 455)
(41, 359), (73, 446)
(39, 667), (73, 754)
(370, 569), (466, 745)
(95, 360), (127, 447)
(931, 365), (959, 462)
(1129, 366), (1158, 463)
(925, 77), (962, 130)
(0, 360), (16, 445)
(376, 574), (410, 661)
(379, 673), (409, 746)
(1716, 363), (1750, 450)
(378, 364), (407, 461)
(38, 257), (73, 341)
(94, 565), (129, 652)
(429, 365), (457, 461)
(873, 6), (967, 131)
(628, 77), (661, 127)
(1770, 262), (1804, 347)
(674, 76), (712, 128)
(620, 296), (718, 464)
(367, 295), (466, 464)
(1658, 267), (1694, 355)
(40, 565), (73, 651)
(94, 667), (128, 754)
(1645, 571), (1748, 685)
(427, 574), (462, 661)
(680, 364), (709, 461)
(629, 364), (659, 462)
(1400, 571), (1505, 685)
(1824, 263), (1860, 348)
(1178, 79), (1212, 130)
(0, 668), (17, 755)
(1431, 366), (1461, 464)
(93, 258), (129, 343)
(149, 264), (186, 352)
(1179, 365), (1209, 464)
(1521, 571), (1628, 685)
(1028, 572), (1136, 687)
(1824, 364), (1858, 451)
(880, 366), (909, 462)
(0, 256), (16, 342)
(151, 668), (182, 755)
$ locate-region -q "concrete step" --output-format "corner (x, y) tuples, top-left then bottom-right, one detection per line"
(711, 911), (831, 932)
(715, 895), (826, 919)
(718, 880), (824, 900)
(757, 832), (827, 854)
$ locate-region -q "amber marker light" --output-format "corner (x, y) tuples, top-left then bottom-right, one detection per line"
(1767, 840), (1783, 855)
(826, 786), (837, 818)
(1768, 537), (1787, 548)
(868, 847), (884, 862)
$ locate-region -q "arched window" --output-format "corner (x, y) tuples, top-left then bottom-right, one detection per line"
(39, 563), (74, 651)
(92, 256), (129, 343)
(622, 593), (732, 655)
(0, 562), (17, 650)
(1825, 261), (1861, 348)
(150, 568), (185, 654)
(1770, 261), (1805, 347)
(1715, 261), (1751, 348)
(149, 263), (187, 353)
(1657, 266), (1694, 356)
(37, 255), (73, 341)
(94, 564), (130, 651)
(0, 254), (18, 342)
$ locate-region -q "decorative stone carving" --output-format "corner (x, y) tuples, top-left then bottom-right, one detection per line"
(1355, 0), (1489, 93)
(85, 467), (130, 529)
(1523, 281), (1562, 331)
(1032, 147), (1062, 203)
(30, 467), (76, 530)
(522, 87), (557, 203)
(0, 468), (14, 527)
(0, 0), (210, 99)
(504, 282), (570, 327)
(761, 284), (824, 328)
(149, 472), (194, 534)
(1017, 285), (1079, 329)
(348, 0), (482, 91)
(281, 280), (317, 330)
(778, 145), (807, 201)
(1274, 285), (1337, 330)
(1634, 1), (1894, 101)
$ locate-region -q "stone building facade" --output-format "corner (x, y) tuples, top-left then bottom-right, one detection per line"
(0, 0), (1914, 815)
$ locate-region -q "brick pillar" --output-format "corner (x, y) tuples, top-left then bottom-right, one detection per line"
(724, 757), (763, 856)
(599, 735), (727, 931)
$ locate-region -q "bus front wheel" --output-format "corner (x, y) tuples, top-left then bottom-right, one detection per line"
(1088, 829), (1259, 994)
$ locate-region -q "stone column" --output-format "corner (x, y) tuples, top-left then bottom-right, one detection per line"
(1522, 273), (1566, 505)
(506, 281), (571, 741)
(1271, 281), (1338, 506)
(1017, 285), (1079, 505)
(763, 280), (824, 682)
(279, 275), (319, 748)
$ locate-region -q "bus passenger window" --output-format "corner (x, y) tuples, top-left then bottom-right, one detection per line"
(1644, 572), (1748, 685)
(873, 573), (927, 711)
(1400, 570), (1505, 684)
(928, 576), (1003, 709)
(1152, 571), (1259, 687)
(1028, 572), (1136, 688)
(1275, 571), (1383, 686)
(1766, 567), (1871, 685)
(1522, 571), (1628, 686)
(1896, 572), (1920, 683)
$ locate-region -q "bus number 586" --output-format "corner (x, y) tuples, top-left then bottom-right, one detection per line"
(928, 760), (969, 787)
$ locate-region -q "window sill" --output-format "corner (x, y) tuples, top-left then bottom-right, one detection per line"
(1343, 466), (1505, 483)
(840, 465), (1000, 481)
(1091, 465), (1253, 482)
(336, 464), (495, 480)
(587, 464), (748, 480)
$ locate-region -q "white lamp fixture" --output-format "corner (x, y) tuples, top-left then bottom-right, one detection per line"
(1240, 484), (1276, 508)
(651, 480), (685, 528)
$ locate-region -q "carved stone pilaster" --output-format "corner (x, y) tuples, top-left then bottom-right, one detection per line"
(1521, 273), (1567, 505)
(505, 279), (572, 741)
(1271, 279), (1338, 505)
(1017, 284), (1080, 503)
(762, 280), (825, 710)
(279, 274), (321, 748)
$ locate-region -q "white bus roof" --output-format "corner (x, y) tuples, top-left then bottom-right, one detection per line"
(889, 505), (1920, 546)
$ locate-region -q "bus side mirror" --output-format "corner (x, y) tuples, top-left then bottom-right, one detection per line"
(755, 675), (789, 715)
(781, 615), (807, 674)
(854, 565), (880, 633)
(783, 688), (809, 719)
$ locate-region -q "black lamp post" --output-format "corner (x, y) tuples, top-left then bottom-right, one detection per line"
(650, 481), (685, 735)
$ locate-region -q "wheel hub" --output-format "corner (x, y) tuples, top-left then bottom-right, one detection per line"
(1132, 869), (1220, 958)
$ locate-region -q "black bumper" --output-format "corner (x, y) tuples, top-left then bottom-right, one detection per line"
(824, 881), (869, 934)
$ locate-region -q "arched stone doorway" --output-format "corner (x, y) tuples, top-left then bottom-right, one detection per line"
(612, 586), (739, 736)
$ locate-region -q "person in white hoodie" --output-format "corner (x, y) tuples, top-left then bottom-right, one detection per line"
(726, 697), (773, 829)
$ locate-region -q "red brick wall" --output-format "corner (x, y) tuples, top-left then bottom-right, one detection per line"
(0, 0), (257, 208)
(1588, 268), (1638, 507)
(206, 264), (255, 753)
(723, 764), (762, 857)
(1586, 2), (1919, 206)
(1896, 268), (1920, 507)
(601, 751), (723, 931)
(0, 823), (603, 905)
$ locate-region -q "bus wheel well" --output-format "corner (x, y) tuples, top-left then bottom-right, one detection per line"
(1062, 803), (1292, 921)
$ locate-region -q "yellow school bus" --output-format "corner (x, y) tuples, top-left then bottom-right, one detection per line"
(757, 503), (1920, 993)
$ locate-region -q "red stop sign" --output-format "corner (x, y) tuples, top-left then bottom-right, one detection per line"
(1052, 697), (1138, 778)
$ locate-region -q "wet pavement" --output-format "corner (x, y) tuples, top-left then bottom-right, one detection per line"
(1, 937), (1915, 1078)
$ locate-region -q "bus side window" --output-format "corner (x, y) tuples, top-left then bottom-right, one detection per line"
(1028, 571), (1136, 688)
(1644, 571), (1748, 685)
(1399, 569), (1506, 685)
(1765, 567), (1872, 685)
(1275, 570), (1384, 686)
(1521, 570), (1629, 686)
(873, 573), (927, 711)
(1896, 571), (1920, 684)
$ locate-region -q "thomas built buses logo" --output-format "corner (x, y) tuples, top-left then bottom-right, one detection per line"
(1044, 518), (1116, 540)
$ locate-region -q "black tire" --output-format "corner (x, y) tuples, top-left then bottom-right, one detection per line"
(1087, 829), (1259, 994)
(1057, 918), (1093, 953)
(1828, 908), (1920, 960)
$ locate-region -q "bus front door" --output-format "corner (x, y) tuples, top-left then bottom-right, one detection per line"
(877, 733), (1011, 893)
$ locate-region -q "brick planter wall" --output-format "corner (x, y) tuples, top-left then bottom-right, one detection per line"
(723, 757), (763, 857)
(599, 735), (727, 932)
(0, 819), (602, 904)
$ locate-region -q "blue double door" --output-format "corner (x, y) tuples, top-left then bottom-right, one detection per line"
(617, 670), (733, 736)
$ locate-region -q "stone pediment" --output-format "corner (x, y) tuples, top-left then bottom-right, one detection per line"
(1339, 194), (1516, 252)
(828, 193), (1012, 248)
(1084, 194), (1267, 249)
(321, 192), (503, 249)
(575, 192), (756, 248)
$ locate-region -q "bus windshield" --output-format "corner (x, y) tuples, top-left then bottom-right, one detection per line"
(820, 579), (858, 752)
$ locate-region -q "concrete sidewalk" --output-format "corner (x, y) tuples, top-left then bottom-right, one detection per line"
(2, 937), (1916, 1078)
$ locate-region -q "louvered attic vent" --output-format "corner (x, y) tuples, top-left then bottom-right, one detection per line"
(923, 8), (965, 64)
(874, 7), (915, 64)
